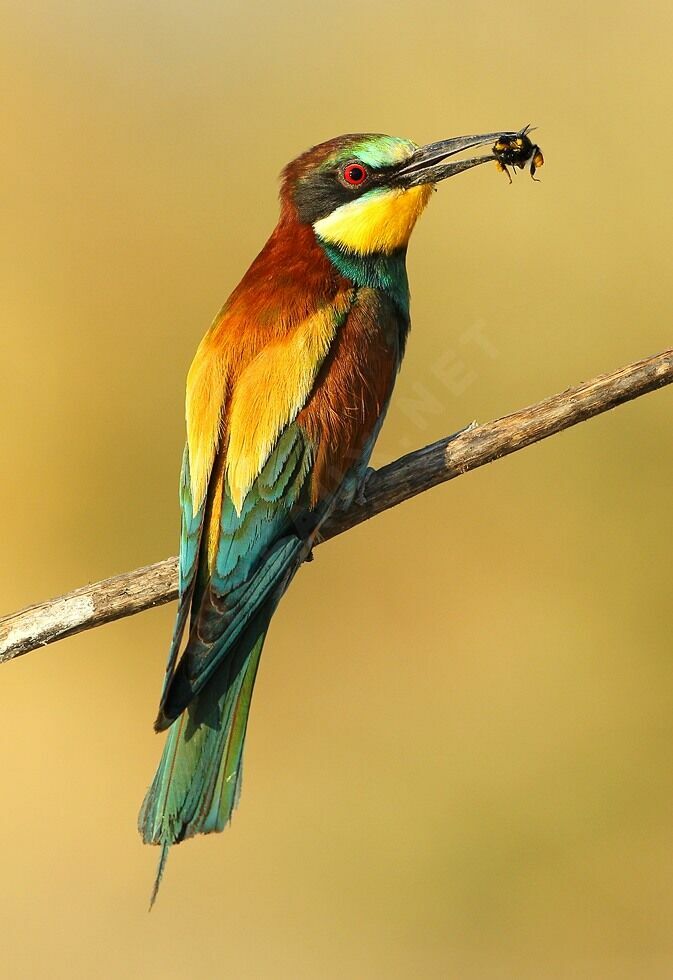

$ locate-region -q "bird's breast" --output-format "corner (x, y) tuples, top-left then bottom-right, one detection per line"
(297, 287), (404, 505)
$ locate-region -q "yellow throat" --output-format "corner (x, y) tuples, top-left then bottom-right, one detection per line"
(313, 184), (434, 255)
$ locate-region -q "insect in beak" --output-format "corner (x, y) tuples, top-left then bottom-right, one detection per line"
(493, 125), (544, 183)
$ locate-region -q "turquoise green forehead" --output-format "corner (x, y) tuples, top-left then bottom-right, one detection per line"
(327, 135), (418, 169)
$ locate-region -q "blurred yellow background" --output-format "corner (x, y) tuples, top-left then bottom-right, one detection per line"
(2, 1), (673, 977)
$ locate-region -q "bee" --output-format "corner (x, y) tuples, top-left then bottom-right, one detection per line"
(493, 125), (544, 184)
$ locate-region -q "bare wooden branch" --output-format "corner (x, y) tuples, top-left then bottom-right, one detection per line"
(2, 348), (671, 664)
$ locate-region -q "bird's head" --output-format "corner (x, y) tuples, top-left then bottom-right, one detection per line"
(280, 131), (502, 256)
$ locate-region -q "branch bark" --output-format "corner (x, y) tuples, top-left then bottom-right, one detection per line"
(2, 348), (671, 664)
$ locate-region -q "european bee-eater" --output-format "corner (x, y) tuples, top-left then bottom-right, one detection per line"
(140, 128), (519, 902)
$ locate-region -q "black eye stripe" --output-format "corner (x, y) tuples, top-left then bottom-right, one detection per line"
(294, 161), (379, 223)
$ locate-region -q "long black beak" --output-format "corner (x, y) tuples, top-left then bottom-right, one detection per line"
(395, 131), (519, 186)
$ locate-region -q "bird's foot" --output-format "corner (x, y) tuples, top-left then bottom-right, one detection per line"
(303, 528), (324, 563)
(354, 467), (376, 507)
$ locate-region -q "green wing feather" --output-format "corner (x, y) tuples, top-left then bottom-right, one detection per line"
(155, 425), (318, 729)
(138, 425), (320, 902)
(158, 447), (207, 704)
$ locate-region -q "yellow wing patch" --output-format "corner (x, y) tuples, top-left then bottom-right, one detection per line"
(313, 185), (433, 255)
(225, 291), (354, 513)
(186, 330), (229, 511)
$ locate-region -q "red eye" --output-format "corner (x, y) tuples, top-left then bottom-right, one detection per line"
(342, 162), (368, 186)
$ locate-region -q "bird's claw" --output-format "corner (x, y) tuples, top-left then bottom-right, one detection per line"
(355, 467), (376, 507)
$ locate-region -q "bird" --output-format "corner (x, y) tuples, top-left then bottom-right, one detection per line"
(139, 128), (514, 904)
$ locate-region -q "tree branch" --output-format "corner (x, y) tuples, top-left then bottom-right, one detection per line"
(2, 348), (671, 664)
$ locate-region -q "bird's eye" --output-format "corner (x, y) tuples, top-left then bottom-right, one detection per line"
(342, 162), (368, 186)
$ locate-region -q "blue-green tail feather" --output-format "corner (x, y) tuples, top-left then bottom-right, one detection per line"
(139, 630), (266, 905)
(141, 426), (320, 903)
(148, 841), (170, 910)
